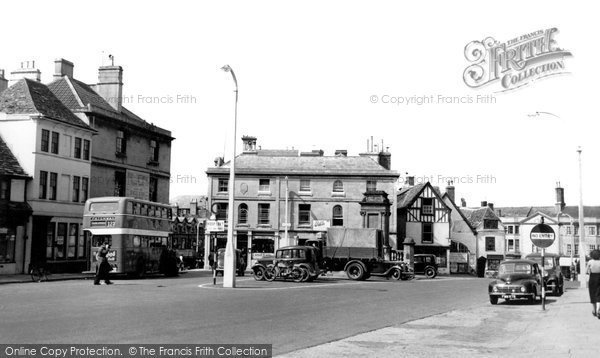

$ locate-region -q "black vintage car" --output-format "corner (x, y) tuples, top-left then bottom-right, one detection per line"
(413, 254), (438, 278)
(525, 253), (564, 296)
(252, 246), (321, 282)
(488, 259), (543, 305)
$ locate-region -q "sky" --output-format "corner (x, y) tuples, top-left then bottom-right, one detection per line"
(1, 0), (598, 207)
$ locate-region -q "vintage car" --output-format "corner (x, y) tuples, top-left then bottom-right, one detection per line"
(488, 259), (543, 305)
(215, 248), (245, 276)
(252, 246), (321, 282)
(525, 253), (564, 296)
(413, 254), (438, 278)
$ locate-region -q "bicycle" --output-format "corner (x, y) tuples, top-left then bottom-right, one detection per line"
(29, 263), (50, 282)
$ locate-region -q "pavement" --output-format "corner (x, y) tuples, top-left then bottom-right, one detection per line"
(280, 281), (598, 358)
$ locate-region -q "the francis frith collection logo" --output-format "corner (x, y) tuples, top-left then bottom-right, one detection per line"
(463, 28), (572, 92)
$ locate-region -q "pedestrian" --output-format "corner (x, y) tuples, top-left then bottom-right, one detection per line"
(586, 249), (600, 318)
(94, 242), (113, 285)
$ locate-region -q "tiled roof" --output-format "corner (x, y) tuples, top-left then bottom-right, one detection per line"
(397, 183), (427, 208)
(0, 79), (92, 130)
(48, 77), (173, 139)
(459, 207), (500, 227)
(0, 134), (29, 177)
(397, 183), (446, 209)
(496, 206), (600, 220)
(207, 155), (399, 177)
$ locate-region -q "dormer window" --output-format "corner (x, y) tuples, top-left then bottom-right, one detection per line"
(421, 198), (434, 215)
(484, 219), (498, 229)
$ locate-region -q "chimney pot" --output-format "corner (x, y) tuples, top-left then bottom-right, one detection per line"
(461, 198), (467, 207)
(9, 60), (41, 85)
(335, 149), (348, 157)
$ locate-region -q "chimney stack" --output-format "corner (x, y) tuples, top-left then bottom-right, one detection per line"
(9, 60), (41, 85)
(487, 202), (494, 210)
(481, 201), (488, 208)
(407, 176), (415, 186)
(461, 198), (467, 207)
(555, 182), (565, 213)
(96, 65), (123, 112)
(0, 70), (7, 93)
(445, 180), (455, 202)
(378, 147), (391, 170)
(335, 150), (348, 157)
(190, 199), (198, 216)
(300, 149), (324, 157)
(53, 58), (74, 80)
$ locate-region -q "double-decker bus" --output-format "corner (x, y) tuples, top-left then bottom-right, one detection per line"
(83, 197), (174, 275)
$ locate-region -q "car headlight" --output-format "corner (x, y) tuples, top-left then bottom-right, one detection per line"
(493, 286), (499, 292)
(520, 286), (526, 293)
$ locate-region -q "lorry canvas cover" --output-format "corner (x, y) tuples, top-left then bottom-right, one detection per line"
(324, 228), (381, 259)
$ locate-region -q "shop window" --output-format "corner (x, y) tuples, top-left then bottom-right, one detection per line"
(68, 223), (78, 258)
(55, 223), (67, 260)
(0, 230), (16, 263)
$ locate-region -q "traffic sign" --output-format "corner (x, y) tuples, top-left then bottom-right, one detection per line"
(206, 220), (225, 233)
(530, 223), (555, 248)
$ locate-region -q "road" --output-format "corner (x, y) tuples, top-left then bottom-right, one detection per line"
(0, 272), (490, 355)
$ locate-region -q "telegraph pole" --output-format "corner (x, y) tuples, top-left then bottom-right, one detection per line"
(577, 147), (586, 289)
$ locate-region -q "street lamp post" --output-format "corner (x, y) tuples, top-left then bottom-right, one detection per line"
(221, 64), (238, 288)
(577, 146), (586, 289)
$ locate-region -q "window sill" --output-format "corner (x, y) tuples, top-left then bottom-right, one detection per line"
(237, 223), (250, 228)
(258, 191), (272, 196)
(298, 191), (313, 196)
(147, 160), (159, 166)
(298, 224), (311, 228)
(257, 224), (272, 229)
(331, 192), (346, 197)
(115, 152), (127, 158)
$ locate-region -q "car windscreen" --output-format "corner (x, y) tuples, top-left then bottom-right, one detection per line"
(528, 257), (555, 268)
(499, 263), (532, 275)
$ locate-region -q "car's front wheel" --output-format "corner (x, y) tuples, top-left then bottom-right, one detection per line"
(253, 267), (265, 281)
(490, 296), (498, 305)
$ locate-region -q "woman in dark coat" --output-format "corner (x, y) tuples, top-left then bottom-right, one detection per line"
(586, 249), (600, 318)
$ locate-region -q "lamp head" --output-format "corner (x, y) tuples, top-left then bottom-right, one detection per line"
(221, 65), (231, 72)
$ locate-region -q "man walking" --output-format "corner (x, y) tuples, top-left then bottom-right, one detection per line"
(94, 242), (113, 285)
